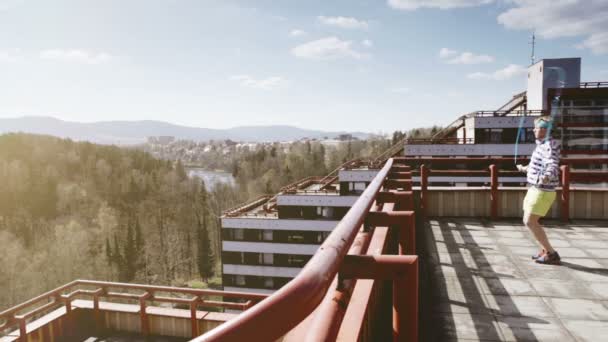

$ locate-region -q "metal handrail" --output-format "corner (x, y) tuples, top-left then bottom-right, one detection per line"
(580, 81), (608, 88)
(0, 279), (268, 336)
(472, 109), (545, 117)
(191, 158), (394, 342)
(405, 137), (475, 144)
(223, 195), (271, 217)
(393, 157), (608, 165)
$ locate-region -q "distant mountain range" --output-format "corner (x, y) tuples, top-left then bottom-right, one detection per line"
(0, 116), (370, 144)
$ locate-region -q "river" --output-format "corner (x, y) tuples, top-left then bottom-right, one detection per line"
(187, 168), (235, 190)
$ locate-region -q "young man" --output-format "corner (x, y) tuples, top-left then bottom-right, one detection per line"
(516, 116), (561, 265)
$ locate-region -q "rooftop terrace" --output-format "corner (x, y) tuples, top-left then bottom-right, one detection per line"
(425, 218), (608, 341)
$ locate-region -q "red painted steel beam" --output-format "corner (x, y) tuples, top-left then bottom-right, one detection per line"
(561, 165), (570, 222)
(430, 170), (489, 176)
(570, 172), (608, 183)
(490, 165), (498, 219)
(340, 255), (419, 342)
(376, 191), (414, 210)
(392, 157), (608, 165)
(563, 150), (608, 155)
(366, 211), (416, 255)
(365, 211), (415, 227)
(385, 179), (412, 191)
(340, 255), (417, 281)
(420, 165), (429, 217)
(388, 171), (412, 179)
(301, 231), (373, 342)
(336, 226), (390, 341)
(191, 159), (395, 342)
(391, 165), (411, 172)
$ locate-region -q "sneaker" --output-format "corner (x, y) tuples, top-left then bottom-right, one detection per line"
(535, 251), (561, 265)
(531, 249), (546, 260)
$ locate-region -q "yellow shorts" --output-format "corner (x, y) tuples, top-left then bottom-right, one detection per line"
(523, 187), (556, 216)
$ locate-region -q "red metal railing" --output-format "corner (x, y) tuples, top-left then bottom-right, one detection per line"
(580, 81), (608, 88)
(411, 161), (608, 222)
(223, 195), (272, 217)
(0, 280), (267, 341)
(393, 156), (608, 166)
(192, 159), (419, 342)
(472, 109), (545, 117)
(404, 138), (475, 145)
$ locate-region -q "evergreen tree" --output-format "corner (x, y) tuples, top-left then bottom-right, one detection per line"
(196, 181), (215, 281)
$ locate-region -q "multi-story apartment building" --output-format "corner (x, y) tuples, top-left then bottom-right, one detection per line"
(221, 166), (379, 294)
(221, 56), (607, 294)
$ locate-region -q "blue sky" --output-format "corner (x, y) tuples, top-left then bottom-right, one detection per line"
(0, 0), (606, 133)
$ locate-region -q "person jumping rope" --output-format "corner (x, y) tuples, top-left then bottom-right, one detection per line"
(516, 116), (561, 265)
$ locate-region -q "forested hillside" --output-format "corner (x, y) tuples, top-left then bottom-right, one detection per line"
(0, 128), (438, 310)
(0, 133), (231, 310)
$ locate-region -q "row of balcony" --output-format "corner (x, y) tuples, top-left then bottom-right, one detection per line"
(222, 251), (311, 268)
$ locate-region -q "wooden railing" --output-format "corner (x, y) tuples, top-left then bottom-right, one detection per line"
(0, 280), (268, 341)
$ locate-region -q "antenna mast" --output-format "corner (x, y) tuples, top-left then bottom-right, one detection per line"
(529, 31), (536, 65)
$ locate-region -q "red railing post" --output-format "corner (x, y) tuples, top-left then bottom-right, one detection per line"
(561, 165), (570, 222)
(139, 292), (151, 336)
(393, 259), (418, 342)
(489, 164), (498, 219)
(400, 213), (416, 255)
(420, 165), (428, 217)
(340, 255), (418, 342)
(190, 297), (199, 337)
(17, 317), (27, 342)
(58, 294), (73, 339)
(93, 290), (100, 333)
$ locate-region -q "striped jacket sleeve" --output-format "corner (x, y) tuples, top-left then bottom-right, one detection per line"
(542, 139), (560, 182)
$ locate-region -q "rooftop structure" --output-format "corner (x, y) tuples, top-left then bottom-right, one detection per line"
(2, 57), (607, 341)
(220, 166), (381, 294)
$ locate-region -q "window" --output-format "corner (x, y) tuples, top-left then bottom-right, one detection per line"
(264, 278), (274, 289)
(490, 129), (503, 143)
(262, 230), (273, 241)
(288, 255), (307, 266)
(233, 229), (244, 240)
(239, 252), (245, 264)
(288, 234), (305, 243)
(260, 253), (274, 265)
(235, 275), (246, 286)
(321, 207), (334, 219)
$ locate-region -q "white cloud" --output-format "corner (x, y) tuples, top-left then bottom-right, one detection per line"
(40, 49), (115, 64)
(291, 36), (367, 60)
(497, 0), (608, 55)
(229, 75), (288, 90)
(579, 32), (608, 55)
(439, 48), (494, 64)
(389, 87), (411, 93)
(439, 47), (457, 58)
(289, 29), (307, 37)
(362, 39), (374, 48)
(0, 48), (21, 63)
(388, 0), (494, 10)
(317, 16), (369, 29)
(467, 64), (527, 81)
(0, 0), (24, 11)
